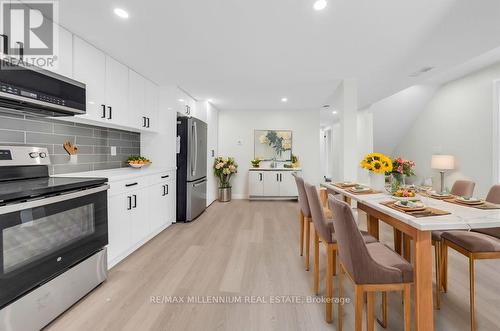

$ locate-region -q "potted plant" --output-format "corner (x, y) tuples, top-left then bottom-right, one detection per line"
(291, 154), (299, 168)
(389, 157), (416, 193)
(213, 157), (238, 202)
(360, 153), (393, 190)
(251, 158), (261, 168)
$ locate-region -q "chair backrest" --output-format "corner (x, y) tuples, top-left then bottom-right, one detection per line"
(304, 182), (332, 243)
(292, 173), (311, 218)
(486, 184), (500, 204)
(450, 180), (475, 197)
(328, 195), (404, 284)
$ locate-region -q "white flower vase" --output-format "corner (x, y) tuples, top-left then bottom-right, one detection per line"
(369, 172), (385, 191)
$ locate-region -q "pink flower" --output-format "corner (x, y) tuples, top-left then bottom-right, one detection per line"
(397, 166), (403, 173)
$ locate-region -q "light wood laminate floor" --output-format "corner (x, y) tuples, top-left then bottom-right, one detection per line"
(46, 200), (500, 331)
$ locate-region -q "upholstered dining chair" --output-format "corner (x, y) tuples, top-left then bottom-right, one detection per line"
(432, 179), (476, 309)
(304, 182), (377, 323)
(441, 184), (500, 331)
(293, 174), (333, 271)
(329, 196), (412, 331)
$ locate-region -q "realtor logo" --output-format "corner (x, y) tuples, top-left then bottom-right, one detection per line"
(0, 0), (59, 68)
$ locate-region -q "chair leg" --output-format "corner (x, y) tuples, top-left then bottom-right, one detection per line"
(299, 212), (304, 256)
(313, 229), (320, 295)
(354, 285), (363, 331)
(305, 219), (310, 270)
(366, 292), (375, 331)
(442, 241), (448, 292)
(435, 242), (441, 309)
(393, 229), (402, 255)
(403, 284), (411, 331)
(338, 264), (343, 331)
(325, 244), (334, 323)
(332, 249), (337, 276)
(469, 256), (476, 331)
(376, 292), (387, 328)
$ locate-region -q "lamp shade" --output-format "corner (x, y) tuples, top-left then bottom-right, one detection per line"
(431, 155), (455, 170)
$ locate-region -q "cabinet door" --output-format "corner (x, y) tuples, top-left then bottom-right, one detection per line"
(279, 171), (299, 197)
(130, 188), (151, 245)
(248, 171), (264, 196)
(149, 182), (169, 231)
(73, 36), (106, 120)
(105, 56), (129, 126)
(108, 193), (132, 264)
(263, 171), (280, 196)
(128, 69), (145, 129)
(143, 79), (159, 132)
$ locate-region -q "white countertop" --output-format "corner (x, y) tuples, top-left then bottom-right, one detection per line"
(53, 166), (176, 182)
(248, 167), (302, 171)
(322, 182), (500, 231)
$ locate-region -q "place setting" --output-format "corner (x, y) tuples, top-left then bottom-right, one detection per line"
(444, 195), (500, 210)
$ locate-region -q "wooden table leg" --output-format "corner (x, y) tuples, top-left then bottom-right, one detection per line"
(413, 230), (434, 331)
(393, 229), (402, 254)
(343, 195), (352, 205)
(367, 214), (379, 240)
(403, 233), (411, 262)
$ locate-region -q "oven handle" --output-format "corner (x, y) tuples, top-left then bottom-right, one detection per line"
(0, 184), (109, 214)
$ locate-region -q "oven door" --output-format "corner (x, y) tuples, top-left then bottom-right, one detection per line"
(0, 185), (108, 309)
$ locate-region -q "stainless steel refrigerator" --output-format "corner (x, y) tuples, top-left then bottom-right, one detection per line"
(176, 116), (208, 222)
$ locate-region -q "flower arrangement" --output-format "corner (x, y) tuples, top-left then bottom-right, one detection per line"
(360, 153), (393, 174)
(391, 157), (415, 178)
(213, 157), (238, 188)
(251, 158), (261, 168)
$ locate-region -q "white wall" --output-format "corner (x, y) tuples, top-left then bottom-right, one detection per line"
(218, 109), (321, 198)
(394, 62), (500, 197)
(356, 110), (374, 184)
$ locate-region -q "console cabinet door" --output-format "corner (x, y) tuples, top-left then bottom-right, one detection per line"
(248, 171), (264, 196)
(263, 171), (280, 196)
(279, 171), (299, 197)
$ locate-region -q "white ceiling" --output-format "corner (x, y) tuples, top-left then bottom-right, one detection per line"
(56, 0), (500, 111)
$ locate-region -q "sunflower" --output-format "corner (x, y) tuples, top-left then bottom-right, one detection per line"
(360, 152), (393, 173)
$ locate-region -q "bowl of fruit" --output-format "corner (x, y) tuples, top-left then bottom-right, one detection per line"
(127, 156), (151, 168)
(392, 188), (417, 201)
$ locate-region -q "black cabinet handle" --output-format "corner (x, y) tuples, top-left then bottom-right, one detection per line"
(142, 116), (146, 127)
(165, 184), (169, 195)
(280, 174), (282, 182)
(133, 194), (137, 208)
(127, 196), (132, 210)
(15, 41), (23, 60)
(146, 117), (150, 128)
(107, 106), (112, 119)
(259, 173), (262, 181)
(161, 175), (170, 179)
(162, 185), (166, 196)
(125, 182), (138, 187)
(0, 34), (8, 55)
(101, 104), (106, 118)
(276, 173), (279, 182)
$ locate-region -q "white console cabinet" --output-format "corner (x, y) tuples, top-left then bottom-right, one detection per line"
(248, 169), (301, 200)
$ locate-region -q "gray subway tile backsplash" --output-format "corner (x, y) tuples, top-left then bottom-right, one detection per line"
(0, 112), (141, 174)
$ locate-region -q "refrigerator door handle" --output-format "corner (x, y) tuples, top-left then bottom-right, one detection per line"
(192, 121), (198, 178)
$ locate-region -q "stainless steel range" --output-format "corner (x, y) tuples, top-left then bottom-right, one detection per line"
(0, 146), (109, 331)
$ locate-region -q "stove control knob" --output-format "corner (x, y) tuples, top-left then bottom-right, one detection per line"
(39, 152), (47, 158)
(29, 152), (39, 158)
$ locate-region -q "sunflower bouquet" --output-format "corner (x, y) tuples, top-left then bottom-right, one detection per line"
(360, 153), (393, 174)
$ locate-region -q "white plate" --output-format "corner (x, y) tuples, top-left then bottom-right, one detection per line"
(395, 200), (425, 210)
(129, 163), (145, 168)
(456, 196), (482, 204)
(350, 186), (371, 193)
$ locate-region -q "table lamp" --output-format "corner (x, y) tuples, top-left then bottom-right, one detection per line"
(431, 155), (455, 194)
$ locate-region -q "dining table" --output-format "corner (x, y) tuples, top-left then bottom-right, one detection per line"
(321, 182), (500, 331)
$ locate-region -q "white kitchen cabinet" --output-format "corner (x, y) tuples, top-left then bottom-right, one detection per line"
(150, 179), (175, 231)
(143, 78), (159, 132)
(128, 69), (159, 131)
(73, 36), (106, 121)
(52, 25), (74, 78)
(130, 187), (151, 245)
(107, 193), (133, 263)
(249, 169), (301, 199)
(248, 171), (264, 196)
(105, 56), (129, 126)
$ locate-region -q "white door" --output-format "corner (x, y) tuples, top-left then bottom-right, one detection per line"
(249, 171), (264, 196)
(130, 188), (151, 245)
(128, 69), (145, 129)
(263, 171), (280, 196)
(105, 56), (129, 126)
(107, 193), (132, 263)
(73, 37), (106, 120)
(143, 79), (159, 132)
(279, 171), (299, 197)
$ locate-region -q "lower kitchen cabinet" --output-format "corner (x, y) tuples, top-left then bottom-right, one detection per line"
(107, 170), (176, 268)
(248, 169), (301, 200)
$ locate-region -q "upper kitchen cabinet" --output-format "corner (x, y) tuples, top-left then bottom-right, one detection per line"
(105, 56), (129, 127)
(128, 69), (158, 132)
(73, 36), (106, 121)
(51, 25), (73, 78)
(162, 86), (196, 116)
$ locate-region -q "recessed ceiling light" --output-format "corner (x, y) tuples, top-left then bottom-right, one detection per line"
(313, 0), (327, 11)
(114, 8), (129, 19)
(332, 111), (338, 115)
(281, 97), (288, 102)
(207, 99), (213, 103)
(178, 99), (185, 102)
